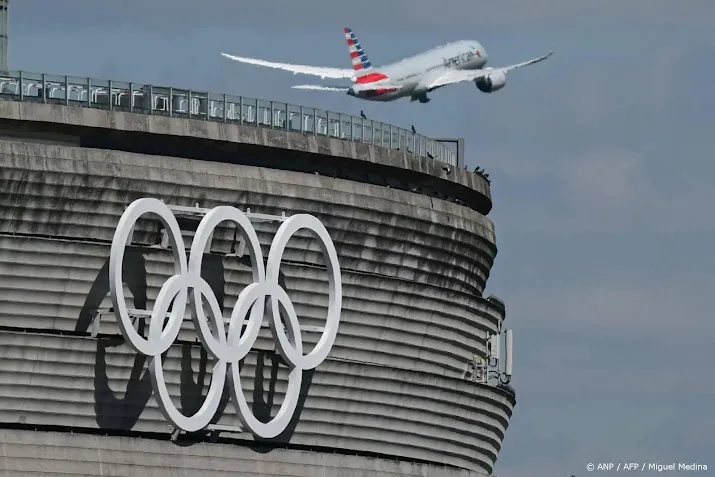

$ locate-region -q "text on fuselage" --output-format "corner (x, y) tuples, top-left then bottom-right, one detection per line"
(443, 51), (476, 68)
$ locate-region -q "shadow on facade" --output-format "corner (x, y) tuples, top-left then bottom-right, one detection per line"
(75, 247), (311, 449)
(250, 351), (315, 451)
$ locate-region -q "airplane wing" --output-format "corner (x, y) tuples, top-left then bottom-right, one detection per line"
(425, 51), (553, 90)
(221, 53), (355, 80)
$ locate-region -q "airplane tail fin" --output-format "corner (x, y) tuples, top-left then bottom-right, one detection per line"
(344, 27), (373, 78)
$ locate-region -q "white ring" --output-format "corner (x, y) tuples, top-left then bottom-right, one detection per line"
(109, 198), (342, 437)
(267, 214), (342, 370)
(228, 281), (303, 438)
(188, 205), (265, 363)
(109, 198), (188, 357)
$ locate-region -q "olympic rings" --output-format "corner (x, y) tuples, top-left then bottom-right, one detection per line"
(108, 198), (342, 438)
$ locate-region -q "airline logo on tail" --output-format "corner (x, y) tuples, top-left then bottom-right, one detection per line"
(343, 27), (393, 91)
(344, 27), (372, 74)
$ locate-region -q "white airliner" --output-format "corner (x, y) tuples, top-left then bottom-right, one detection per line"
(221, 27), (552, 103)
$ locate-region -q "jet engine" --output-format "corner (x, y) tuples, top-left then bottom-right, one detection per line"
(475, 70), (507, 93)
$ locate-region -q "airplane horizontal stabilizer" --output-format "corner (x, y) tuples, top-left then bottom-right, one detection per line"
(291, 84), (350, 92)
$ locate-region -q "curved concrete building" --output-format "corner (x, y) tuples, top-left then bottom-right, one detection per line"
(0, 73), (515, 476)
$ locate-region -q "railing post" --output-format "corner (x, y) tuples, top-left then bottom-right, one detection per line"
(19, 71), (23, 101)
(129, 82), (134, 112)
(223, 94), (228, 122)
(65, 76), (69, 105)
(168, 87), (173, 117)
(285, 103), (289, 131)
(86, 77), (91, 107)
(187, 90), (192, 118)
(457, 138), (464, 168)
(108, 80), (113, 110)
(389, 125), (393, 149)
(41, 73), (46, 103)
(239, 96), (244, 123)
(313, 108), (317, 135)
(299, 106), (304, 133)
(149, 85), (154, 114)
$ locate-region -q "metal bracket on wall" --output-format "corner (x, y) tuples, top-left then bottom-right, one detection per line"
(90, 307), (324, 338)
(170, 423), (245, 441)
(165, 203), (288, 223)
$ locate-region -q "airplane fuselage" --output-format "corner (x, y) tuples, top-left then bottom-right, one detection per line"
(348, 40), (488, 102)
(222, 28), (552, 104)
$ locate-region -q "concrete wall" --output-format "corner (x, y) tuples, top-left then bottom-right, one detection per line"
(0, 101), (492, 212)
(0, 104), (514, 476)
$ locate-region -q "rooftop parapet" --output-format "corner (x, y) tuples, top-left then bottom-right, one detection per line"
(0, 70), (460, 166)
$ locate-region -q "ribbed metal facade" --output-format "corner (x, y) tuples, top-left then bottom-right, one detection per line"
(0, 101), (514, 476)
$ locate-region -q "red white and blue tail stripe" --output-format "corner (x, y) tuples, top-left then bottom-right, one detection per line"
(344, 27), (373, 76)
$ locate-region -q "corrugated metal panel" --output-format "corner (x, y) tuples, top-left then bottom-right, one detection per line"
(0, 141), (496, 295)
(0, 429), (486, 476)
(0, 331), (511, 473)
(0, 138), (514, 475)
(0, 234), (502, 377)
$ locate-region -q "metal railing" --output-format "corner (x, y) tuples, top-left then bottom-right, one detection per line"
(0, 71), (457, 166)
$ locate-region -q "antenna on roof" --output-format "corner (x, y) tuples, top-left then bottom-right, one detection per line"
(488, 332), (500, 365)
(504, 329), (513, 378)
(482, 328), (514, 386)
(0, 0), (8, 73)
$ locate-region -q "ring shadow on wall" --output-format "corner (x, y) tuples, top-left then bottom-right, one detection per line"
(75, 247), (314, 448)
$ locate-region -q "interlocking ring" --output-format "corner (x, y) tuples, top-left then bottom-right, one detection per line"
(108, 198), (342, 438)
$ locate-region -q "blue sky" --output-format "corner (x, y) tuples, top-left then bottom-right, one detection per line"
(10, 1), (715, 475)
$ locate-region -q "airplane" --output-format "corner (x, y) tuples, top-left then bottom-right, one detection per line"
(221, 27), (552, 104)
